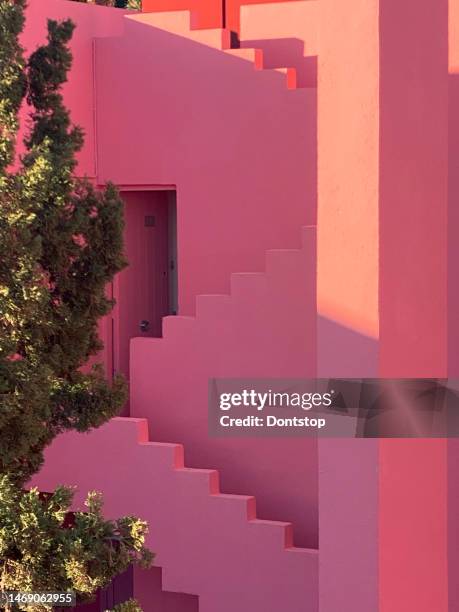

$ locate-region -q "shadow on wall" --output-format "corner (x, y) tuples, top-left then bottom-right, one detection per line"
(241, 37), (317, 87)
(134, 566), (199, 611)
(318, 315), (378, 378)
(129, 310), (380, 553)
(76, 566), (199, 612)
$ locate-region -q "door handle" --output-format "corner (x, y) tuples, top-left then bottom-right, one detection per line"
(140, 320), (150, 332)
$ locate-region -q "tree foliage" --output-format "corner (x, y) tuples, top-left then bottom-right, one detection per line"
(0, 1), (127, 486)
(0, 1), (153, 607)
(110, 599), (143, 612)
(0, 478), (153, 611)
(73, 0), (142, 9)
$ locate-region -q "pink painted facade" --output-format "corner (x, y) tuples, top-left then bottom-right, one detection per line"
(21, 0), (456, 610)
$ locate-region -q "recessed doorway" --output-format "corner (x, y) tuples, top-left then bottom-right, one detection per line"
(113, 189), (178, 381)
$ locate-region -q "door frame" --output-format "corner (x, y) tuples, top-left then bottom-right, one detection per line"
(100, 184), (177, 379)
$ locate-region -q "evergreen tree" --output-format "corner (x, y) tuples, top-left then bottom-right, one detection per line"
(1, 0), (127, 486)
(0, 1), (153, 607)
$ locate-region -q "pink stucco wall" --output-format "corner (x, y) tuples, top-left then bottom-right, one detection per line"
(378, 2), (448, 611)
(94, 11), (316, 315)
(133, 567), (198, 612)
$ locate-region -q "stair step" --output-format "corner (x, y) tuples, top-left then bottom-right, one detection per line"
(230, 272), (268, 300)
(210, 493), (257, 521)
(276, 66), (297, 90)
(196, 294), (232, 320)
(139, 441), (185, 469)
(249, 519), (294, 549)
(129, 13), (300, 91)
(176, 467), (220, 495)
(258, 66), (297, 89)
(265, 248), (303, 277)
(162, 315), (196, 339)
(224, 47), (264, 69)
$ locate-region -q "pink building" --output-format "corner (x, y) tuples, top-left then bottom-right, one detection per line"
(22, 0), (458, 609)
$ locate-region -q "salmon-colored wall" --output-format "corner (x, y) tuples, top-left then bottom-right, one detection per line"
(227, 0), (306, 33)
(317, 0), (379, 365)
(316, 1), (449, 611)
(239, 1), (318, 88)
(316, 3), (380, 610)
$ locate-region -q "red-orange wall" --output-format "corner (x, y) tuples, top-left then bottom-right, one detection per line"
(142, 0), (303, 31)
(142, 0), (222, 28)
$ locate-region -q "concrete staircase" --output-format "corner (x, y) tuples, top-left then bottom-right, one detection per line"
(130, 226), (318, 550)
(32, 417), (318, 612)
(126, 10), (305, 90)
